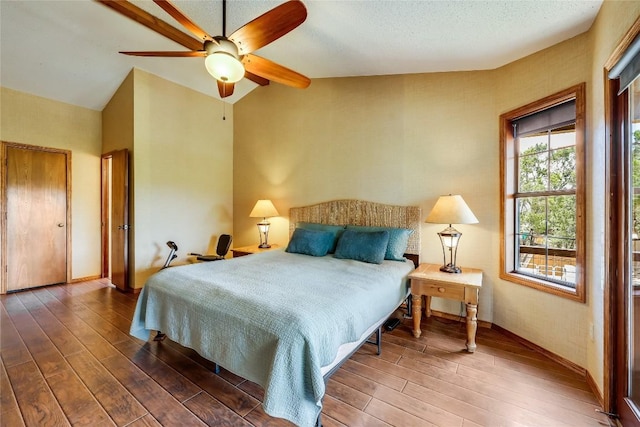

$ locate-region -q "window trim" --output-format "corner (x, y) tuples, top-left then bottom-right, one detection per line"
(500, 83), (586, 303)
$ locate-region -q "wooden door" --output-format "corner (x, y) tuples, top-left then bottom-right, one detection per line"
(102, 149), (129, 291)
(3, 143), (69, 292)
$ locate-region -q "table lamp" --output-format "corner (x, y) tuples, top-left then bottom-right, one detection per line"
(425, 195), (478, 273)
(249, 200), (279, 248)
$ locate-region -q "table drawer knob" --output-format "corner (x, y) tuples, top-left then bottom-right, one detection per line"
(438, 287), (446, 293)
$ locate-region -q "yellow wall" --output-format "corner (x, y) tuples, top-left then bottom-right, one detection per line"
(0, 87), (102, 282)
(131, 69), (233, 288)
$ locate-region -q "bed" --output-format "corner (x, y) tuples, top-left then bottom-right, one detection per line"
(130, 199), (421, 426)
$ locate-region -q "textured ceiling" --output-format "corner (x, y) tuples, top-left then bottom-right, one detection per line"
(0, 0), (603, 110)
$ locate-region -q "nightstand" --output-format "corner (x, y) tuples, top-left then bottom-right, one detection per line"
(408, 263), (483, 352)
(231, 244), (281, 257)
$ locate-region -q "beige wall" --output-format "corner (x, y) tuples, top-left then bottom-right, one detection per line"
(130, 69), (233, 288)
(103, 70), (134, 154)
(234, 1), (640, 394)
(0, 87), (103, 282)
(493, 34), (590, 371)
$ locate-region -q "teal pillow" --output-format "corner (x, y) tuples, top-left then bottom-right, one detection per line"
(346, 225), (413, 261)
(297, 222), (346, 253)
(334, 230), (390, 264)
(286, 228), (334, 257)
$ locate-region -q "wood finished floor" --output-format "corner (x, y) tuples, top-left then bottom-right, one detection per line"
(1, 279), (609, 427)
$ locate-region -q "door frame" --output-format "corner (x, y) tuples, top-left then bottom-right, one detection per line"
(100, 149), (130, 290)
(101, 154), (110, 280)
(0, 141), (72, 294)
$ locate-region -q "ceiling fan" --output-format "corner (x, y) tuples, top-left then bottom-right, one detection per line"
(97, 0), (311, 98)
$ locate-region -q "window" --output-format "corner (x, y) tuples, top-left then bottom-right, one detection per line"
(500, 83), (586, 302)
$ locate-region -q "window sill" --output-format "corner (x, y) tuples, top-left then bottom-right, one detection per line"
(500, 271), (585, 303)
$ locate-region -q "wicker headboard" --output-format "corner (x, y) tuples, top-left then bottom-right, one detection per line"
(289, 200), (421, 265)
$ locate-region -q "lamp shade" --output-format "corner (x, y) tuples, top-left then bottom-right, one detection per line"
(249, 200), (279, 218)
(425, 195), (478, 225)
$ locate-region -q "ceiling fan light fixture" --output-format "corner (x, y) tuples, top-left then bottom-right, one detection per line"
(204, 38), (244, 83)
(205, 51), (244, 83)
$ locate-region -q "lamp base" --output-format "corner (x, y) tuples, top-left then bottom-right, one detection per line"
(440, 264), (462, 274)
(256, 220), (271, 249)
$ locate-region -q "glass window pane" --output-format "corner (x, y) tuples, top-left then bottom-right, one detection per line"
(633, 139), (640, 188)
(547, 195), (576, 244)
(549, 127), (575, 150)
(516, 195), (577, 286)
(516, 196), (546, 276)
(548, 195), (576, 286)
(517, 196), (546, 237)
(519, 134), (548, 154)
(550, 147), (576, 190)
(519, 152), (548, 192)
(632, 194), (640, 238)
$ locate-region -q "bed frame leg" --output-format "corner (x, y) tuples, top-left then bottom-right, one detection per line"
(365, 325), (382, 355)
(153, 332), (220, 374)
(402, 295), (413, 318)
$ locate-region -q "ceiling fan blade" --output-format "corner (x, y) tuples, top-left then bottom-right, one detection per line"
(153, 0), (213, 42)
(245, 71), (270, 87)
(96, 0), (203, 51)
(229, 0), (307, 55)
(120, 51), (206, 57)
(217, 81), (235, 98)
(243, 54), (310, 89)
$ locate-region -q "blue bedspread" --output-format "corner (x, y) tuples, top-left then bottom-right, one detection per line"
(130, 250), (413, 426)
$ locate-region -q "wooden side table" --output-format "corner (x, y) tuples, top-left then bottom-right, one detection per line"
(408, 263), (483, 353)
(231, 244), (281, 257)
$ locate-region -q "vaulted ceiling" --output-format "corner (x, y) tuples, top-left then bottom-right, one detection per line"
(0, 0), (603, 110)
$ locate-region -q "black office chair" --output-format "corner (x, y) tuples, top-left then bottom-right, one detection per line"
(189, 234), (232, 261)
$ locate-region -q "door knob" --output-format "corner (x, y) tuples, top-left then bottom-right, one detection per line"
(57, 223), (64, 227)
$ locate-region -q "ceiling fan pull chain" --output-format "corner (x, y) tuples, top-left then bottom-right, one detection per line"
(222, 83), (226, 120)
